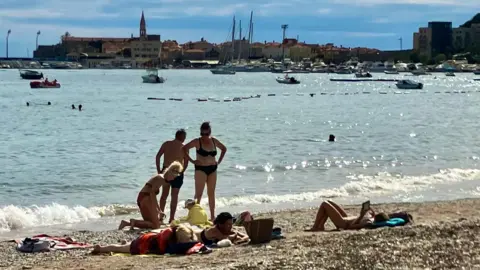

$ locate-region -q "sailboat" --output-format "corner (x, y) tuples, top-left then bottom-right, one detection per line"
(211, 17), (236, 75)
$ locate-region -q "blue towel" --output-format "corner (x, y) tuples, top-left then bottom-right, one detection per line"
(370, 218), (406, 228)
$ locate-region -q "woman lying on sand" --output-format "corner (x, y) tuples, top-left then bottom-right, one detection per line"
(93, 224), (196, 255)
(306, 200), (376, 231)
(118, 161), (184, 230)
(194, 212), (250, 245)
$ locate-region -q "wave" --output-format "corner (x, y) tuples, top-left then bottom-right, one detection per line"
(1, 168), (479, 232)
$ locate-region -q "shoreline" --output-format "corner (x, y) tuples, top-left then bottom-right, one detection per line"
(2, 198), (480, 269)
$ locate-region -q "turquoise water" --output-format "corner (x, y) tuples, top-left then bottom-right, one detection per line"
(1, 69), (480, 236)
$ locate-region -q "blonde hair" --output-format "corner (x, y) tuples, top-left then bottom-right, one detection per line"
(174, 223), (197, 243)
(163, 161), (184, 175)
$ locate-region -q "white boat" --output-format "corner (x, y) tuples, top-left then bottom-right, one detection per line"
(445, 72), (455, 77)
(142, 69), (165, 83)
(384, 70), (399, 75)
(395, 80), (423, 90)
(276, 76), (300, 84)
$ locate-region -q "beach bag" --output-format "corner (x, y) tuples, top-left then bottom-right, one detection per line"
(388, 212), (413, 224)
(17, 238), (52, 253)
(243, 218), (274, 244)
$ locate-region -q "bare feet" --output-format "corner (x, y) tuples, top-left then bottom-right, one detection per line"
(118, 220), (129, 230)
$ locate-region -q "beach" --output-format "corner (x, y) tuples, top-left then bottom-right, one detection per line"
(1, 198), (480, 269)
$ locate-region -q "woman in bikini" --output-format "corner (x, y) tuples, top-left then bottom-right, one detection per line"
(183, 122), (227, 221)
(194, 212), (249, 246)
(118, 161), (184, 230)
(305, 200), (375, 232)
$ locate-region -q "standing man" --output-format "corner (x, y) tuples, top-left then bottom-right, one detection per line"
(156, 129), (188, 223)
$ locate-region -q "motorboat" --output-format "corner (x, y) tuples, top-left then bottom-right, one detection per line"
(19, 69), (44, 80)
(30, 79), (61, 88)
(355, 71), (372, 78)
(445, 72), (455, 77)
(395, 80), (423, 90)
(210, 67), (235, 75)
(384, 70), (399, 75)
(473, 69), (480, 75)
(142, 68), (165, 83)
(336, 68), (352, 74)
(276, 75), (300, 84)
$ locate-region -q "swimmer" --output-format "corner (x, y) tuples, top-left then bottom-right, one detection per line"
(329, 134), (335, 142)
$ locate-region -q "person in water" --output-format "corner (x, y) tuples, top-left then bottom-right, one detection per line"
(156, 129), (188, 223)
(78, 104), (82, 111)
(183, 122), (227, 221)
(71, 104), (76, 110)
(118, 161), (184, 230)
(305, 200), (375, 232)
(329, 134), (335, 142)
(93, 224), (197, 255)
(194, 212), (249, 245)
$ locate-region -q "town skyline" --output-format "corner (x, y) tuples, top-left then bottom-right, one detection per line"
(0, 0), (478, 57)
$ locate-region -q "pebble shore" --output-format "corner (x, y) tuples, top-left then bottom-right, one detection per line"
(2, 199), (480, 269)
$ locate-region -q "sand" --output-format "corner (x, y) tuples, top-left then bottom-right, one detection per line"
(2, 198), (480, 270)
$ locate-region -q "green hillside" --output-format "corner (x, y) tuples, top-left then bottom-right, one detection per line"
(461, 13), (480, 28)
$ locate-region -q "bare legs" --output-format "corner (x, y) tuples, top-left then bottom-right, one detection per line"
(306, 201), (348, 232)
(159, 183), (170, 217)
(206, 172), (217, 221)
(169, 188), (180, 223)
(118, 198), (161, 230)
(194, 170), (217, 220)
(92, 243), (131, 254)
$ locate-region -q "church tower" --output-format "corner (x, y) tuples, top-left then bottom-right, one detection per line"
(140, 11), (146, 39)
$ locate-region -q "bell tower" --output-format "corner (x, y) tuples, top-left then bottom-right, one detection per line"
(140, 11), (146, 39)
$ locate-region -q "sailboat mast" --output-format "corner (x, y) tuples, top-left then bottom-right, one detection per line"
(248, 11), (253, 59)
(231, 16), (236, 63)
(238, 20), (242, 62)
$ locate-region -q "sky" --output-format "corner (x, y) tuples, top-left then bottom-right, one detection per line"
(0, 0), (478, 57)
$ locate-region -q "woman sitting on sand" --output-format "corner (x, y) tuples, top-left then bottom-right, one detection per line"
(306, 200), (375, 231)
(194, 212), (250, 245)
(93, 224), (197, 255)
(118, 161), (184, 230)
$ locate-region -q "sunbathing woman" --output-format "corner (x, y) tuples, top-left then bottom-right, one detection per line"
(118, 161), (184, 230)
(306, 200), (375, 231)
(183, 122), (227, 221)
(93, 224), (197, 255)
(194, 212), (249, 245)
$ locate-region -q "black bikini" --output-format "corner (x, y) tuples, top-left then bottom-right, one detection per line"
(195, 138), (218, 176)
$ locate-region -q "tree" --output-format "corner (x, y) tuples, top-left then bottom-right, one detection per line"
(60, 31), (71, 42)
(409, 52), (420, 63)
(434, 53), (446, 63)
(419, 53), (429, 64)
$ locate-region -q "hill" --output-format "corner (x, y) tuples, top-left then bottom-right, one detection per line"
(460, 13), (480, 28)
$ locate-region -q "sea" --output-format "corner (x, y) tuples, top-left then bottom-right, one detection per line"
(1, 69), (479, 239)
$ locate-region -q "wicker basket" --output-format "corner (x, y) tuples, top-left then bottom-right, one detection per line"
(243, 218), (274, 244)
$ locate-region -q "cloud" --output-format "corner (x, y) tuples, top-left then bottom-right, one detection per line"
(317, 8), (332, 14)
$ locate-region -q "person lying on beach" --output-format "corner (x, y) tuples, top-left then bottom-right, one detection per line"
(92, 224), (197, 255)
(194, 212), (250, 245)
(173, 199), (213, 228)
(118, 161), (184, 230)
(305, 200), (375, 232)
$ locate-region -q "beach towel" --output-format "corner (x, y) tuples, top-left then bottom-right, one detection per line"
(367, 218), (407, 229)
(111, 242), (211, 257)
(14, 234), (92, 251)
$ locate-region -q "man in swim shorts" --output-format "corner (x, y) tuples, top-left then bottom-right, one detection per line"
(156, 129), (189, 223)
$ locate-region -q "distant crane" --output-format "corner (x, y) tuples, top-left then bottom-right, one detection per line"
(281, 24), (288, 63)
(398, 37), (403, 51)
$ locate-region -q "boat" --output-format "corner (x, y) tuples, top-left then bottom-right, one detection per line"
(211, 67), (235, 75)
(355, 71), (372, 78)
(384, 70), (399, 75)
(473, 70), (480, 75)
(445, 72), (455, 77)
(211, 16), (237, 75)
(142, 68), (165, 83)
(276, 75), (300, 84)
(395, 80), (423, 90)
(336, 68), (352, 74)
(30, 79), (61, 89)
(19, 70), (44, 80)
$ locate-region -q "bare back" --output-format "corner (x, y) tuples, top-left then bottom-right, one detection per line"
(162, 140), (185, 169)
(140, 174), (166, 193)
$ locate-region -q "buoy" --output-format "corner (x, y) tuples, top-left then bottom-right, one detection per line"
(233, 97), (241, 101)
(362, 91), (371, 94)
(320, 93), (327, 95)
(198, 99), (208, 102)
(148, 97), (165, 100)
(267, 94), (275, 96)
(224, 99), (231, 102)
